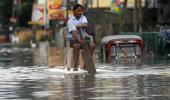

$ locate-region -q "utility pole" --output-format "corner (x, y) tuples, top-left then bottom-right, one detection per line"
(138, 0), (142, 33)
(118, 0), (128, 33)
(133, 0), (142, 32)
(133, 0), (138, 32)
(44, 0), (49, 33)
(97, 0), (99, 9)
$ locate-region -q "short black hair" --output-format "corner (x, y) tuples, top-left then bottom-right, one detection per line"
(73, 4), (84, 10)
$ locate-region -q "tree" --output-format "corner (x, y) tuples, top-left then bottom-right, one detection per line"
(0, 0), (34, 29)
(18, 0), (34, 27)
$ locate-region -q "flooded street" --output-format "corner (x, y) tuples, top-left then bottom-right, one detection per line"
(1, 0), (170, 100)
(1, 47), (170, 100)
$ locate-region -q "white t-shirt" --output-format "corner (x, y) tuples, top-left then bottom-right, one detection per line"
(67, 15), (88, 38)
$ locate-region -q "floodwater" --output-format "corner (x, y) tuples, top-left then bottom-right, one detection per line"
(1, 45), (170, 100)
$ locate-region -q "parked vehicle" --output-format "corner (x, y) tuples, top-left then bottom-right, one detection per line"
(100, 35), (144, 65)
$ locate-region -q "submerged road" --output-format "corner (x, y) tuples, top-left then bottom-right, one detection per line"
(0, 46), (170, 100)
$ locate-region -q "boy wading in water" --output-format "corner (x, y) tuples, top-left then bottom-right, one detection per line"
(67, 4), (94, 71)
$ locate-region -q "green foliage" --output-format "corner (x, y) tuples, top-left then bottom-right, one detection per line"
(0, 0), (34, 28)
(19, 0), (34, 27)
(0, 0), (13, 27)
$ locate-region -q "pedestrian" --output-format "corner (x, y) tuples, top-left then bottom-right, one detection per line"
(67, 4), (94, 71)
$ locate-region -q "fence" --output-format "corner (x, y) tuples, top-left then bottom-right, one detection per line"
(120, 32), (168, 58)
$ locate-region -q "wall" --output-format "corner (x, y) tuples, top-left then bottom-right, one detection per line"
(86, 8), (159, 47)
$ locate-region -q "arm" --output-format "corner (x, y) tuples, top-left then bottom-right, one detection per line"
(72, 30), (81, 42)
(76, 16), (88, 30)
(76, 23), (88, 30)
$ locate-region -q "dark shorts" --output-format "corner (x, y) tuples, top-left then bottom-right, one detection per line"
(68, 36), (91, 44)
(69, 37), (77, 44)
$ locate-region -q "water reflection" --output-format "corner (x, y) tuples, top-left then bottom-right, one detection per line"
(1, 65), (170, 99)
(0, 46), (47, 67)
(1, 45), (170, 99)
(46, 75), (95, 100)
(0, 47), (34, 67)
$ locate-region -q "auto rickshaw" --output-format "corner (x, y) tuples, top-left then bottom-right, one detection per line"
(100, 35), (144, 64)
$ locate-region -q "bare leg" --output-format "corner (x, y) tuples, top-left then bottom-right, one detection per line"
(73, 43), (80, 71)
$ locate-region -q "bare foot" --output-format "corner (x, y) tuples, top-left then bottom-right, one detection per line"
(73, 68), (78, 71)
(83, 65), (87, 70)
